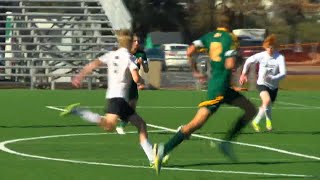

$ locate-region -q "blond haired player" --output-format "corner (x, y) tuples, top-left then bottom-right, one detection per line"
(240, 34), (286, 132)
(61, 29), (155, 166)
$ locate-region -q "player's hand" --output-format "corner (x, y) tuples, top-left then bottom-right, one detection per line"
(138, 83), (145, 90)
(239, 74), (248, 85)
(193, 71), (207, 83)
(136, 57), (143, 65)
(72, 75), (83, 88)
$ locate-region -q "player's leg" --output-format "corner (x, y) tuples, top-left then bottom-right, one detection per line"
(225, 90), (257, 141)
(116, 98), (137, 134)
(252, 85), (270, 132)
(60, 103), (102, 124)
(265, 88), (278, 131)
(251, 106), (264, 132)
(127, 113), (155, 166)
(116, 83), (138, 134)
(219, 90), (256, 160)
(154, 107), (211, 174)
(259, 91), (272, 130)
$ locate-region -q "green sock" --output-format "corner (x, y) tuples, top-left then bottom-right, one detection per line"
(225, 115), (248, 141)
(117, 121), (128, 128)
(164, 130), (186, 155)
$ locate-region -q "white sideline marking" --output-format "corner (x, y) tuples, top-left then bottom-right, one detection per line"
(250, 97), (320, 108)
(46, 105), (320, 161)
(147, 124), (320, 161)
(0, 131), (314, 178)
(47, 105), (320, 110)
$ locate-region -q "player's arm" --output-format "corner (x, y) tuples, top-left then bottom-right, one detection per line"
(72, 59), (103, 88)
(239, 53), (260, 85)
(129, 60), (145, 88)
(141, 52), (149, 73)
(186, 44), (197, 72)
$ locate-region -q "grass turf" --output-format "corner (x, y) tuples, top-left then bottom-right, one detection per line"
(0, 89), (319, 179)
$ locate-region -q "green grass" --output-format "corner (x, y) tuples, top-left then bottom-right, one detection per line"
(0, 89), (319, 180)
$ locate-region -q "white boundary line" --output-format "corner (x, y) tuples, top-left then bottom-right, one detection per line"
(47, 105), (320, 110)
(0, 131), (314, 178)
(250, 97), (320, 108)
(45, 106), (320, 161)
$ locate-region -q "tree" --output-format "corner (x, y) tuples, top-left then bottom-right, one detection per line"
(123, 0), (187, 39)
(272, 1), (305, 43)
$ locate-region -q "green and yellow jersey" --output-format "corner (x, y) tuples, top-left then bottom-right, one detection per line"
(193, 28), (240, 111)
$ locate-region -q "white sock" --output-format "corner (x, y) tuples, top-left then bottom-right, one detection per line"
(265, 105), (272, 121)
(140, 139), (154, 163)
(253, 107), (265, 124)
(76, 109), (101, 123)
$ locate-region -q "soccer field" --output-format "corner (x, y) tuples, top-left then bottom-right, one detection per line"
(0, 89), (319, 179)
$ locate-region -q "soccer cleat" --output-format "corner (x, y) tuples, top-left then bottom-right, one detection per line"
(153, 143), (164, 175)
(162, 154), (170, 165)
(251, 121), (260, 132)
(115, 126), (126, 135)
(266, 119), (272, 131)
(149, 162), (155, 168)
(60, 103), (80, 116)
(219, 141), (237, 162)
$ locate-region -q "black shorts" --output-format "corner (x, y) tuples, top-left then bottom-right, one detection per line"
(128, 80), (139, 100)
(256, 85), (278, 102)
(104, 98), (135, 121)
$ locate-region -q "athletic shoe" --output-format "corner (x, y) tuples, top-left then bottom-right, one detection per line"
(150, 154), (169, 168)
(153, 143), (164, 175)
(219, 141), (237, 162)
(162, 154), (170, 165)
(266, 119), (272, 131)
(60, 103), (80, 116)
(149, 162), (155, 168)
(115, 126), (126, 135)
(251, 121), (260, 132)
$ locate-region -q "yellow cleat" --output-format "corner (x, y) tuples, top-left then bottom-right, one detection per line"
(60, 103), (80, 116)
(251, 121), (260, 132)
(162, 154), (170, 165)
(266, 119), (272, 131)
(153, 143), (164, 175)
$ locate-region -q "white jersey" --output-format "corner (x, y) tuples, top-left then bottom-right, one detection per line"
(242, 51), (286, 89)
(98, 48), (138, 100)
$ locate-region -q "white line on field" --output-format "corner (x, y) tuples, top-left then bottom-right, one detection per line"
(250, 97), (320, 108)
(46, 106), (320, 161)
(0, 131), (314, 178)
(46, 105), (320, 110)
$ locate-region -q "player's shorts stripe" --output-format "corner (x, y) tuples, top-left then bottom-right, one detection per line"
(198, 96), (224, 107)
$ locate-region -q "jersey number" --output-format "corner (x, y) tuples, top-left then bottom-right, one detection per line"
(209, 42), (223, 62)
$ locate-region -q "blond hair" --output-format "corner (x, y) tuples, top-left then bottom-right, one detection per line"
(115, 29), (133, 49)
(263, 34), (278, 49)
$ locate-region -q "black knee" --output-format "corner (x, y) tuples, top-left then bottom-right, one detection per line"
(244, 103), (257, 121)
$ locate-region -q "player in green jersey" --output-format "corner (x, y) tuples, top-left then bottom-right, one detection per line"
(153, 14), (257, 175)
(116, 34), (149, 135)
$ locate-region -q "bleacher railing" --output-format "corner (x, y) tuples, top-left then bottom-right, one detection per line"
(0, 0), (120, 89)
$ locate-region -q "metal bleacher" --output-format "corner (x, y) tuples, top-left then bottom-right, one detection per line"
(0, 0), (132, 89)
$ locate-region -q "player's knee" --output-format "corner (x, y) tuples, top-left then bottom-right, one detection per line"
(245, 103), (257, 120)
(100, 118), (117, 132)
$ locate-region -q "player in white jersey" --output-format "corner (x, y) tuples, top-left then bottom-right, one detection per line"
(116, 34), (149, 135)
(239, 34), (286, 132)
(60, 30), (155, 166)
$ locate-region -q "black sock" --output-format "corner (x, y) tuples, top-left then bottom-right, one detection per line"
(164, 130), (186, 155)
